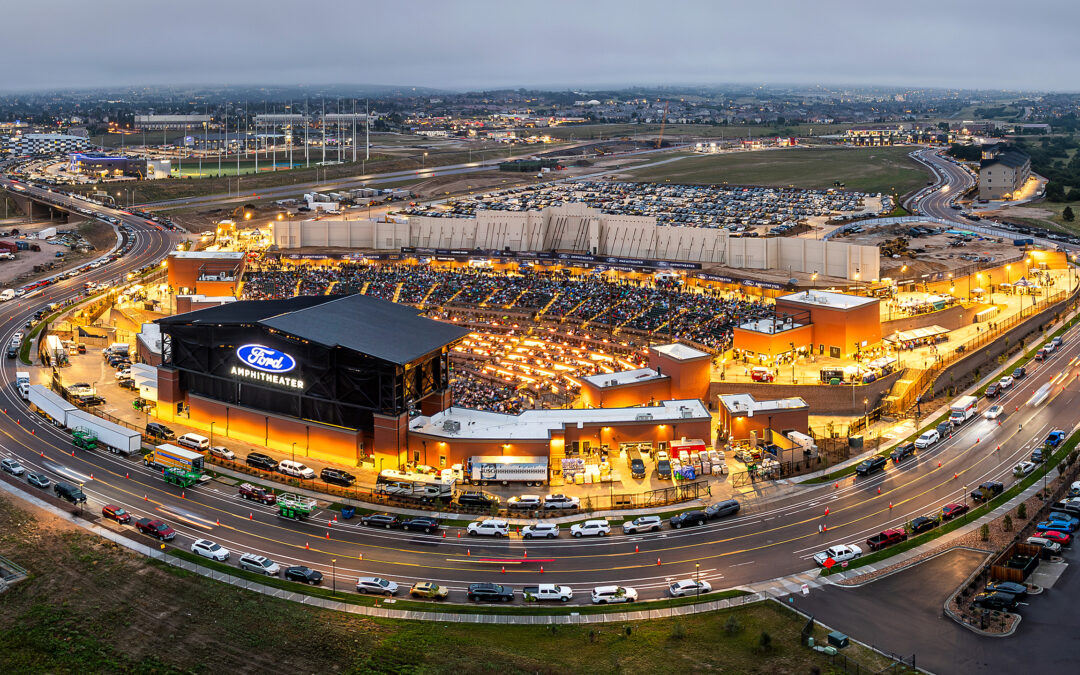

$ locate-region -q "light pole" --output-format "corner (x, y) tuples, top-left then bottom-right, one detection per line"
(332, 558), (337, 596)
(209, 421), (215, 448)
(291, 441), (297, 465)
(695, 562), (701, 600)
(422, 151), (428, 169)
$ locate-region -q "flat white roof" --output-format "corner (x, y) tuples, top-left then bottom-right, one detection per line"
(720, 393), (808, 414)
(651, 342), (710, 361)
(411, 399), (711, 442)
(777, 290), (877, 310)
(582, 367), (666, 389)
(169, 251), (245, 260)
(738, 318), (807, 334)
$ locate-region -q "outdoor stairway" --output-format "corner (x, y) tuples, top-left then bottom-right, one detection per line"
(478, 290), (498, 308)
(391, 282), (404, 304)
(584, 298), (627, 330)
(359, 281), (371, 295)
(439, 288), (464, 309)
(651, 306), (689, 336)
(505, 288), (529, 309)
(324, 280), (338, 295)
(535, 292), (561, 318)
(417, 282), (439, 308)
(293, 279), (303, 296)
(559, 297), (589, 323)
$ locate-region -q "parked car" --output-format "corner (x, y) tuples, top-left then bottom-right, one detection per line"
(401, 516), (440, 533)
(915, 430), (940, 449)
(942, 503), (969, 521)
(521, 523), (560, 539)
(360, 513), (401, 529)
(668, 579), (712, 597)
(467, 519), (510, 537)
(855, 456), (887, 476)
(622, 515), (663, 534)
(1014, 461), (1037, 476)
(705, 499), (741, 519)
(1046, 430), (1067, 447)
(456, 491), (500, 508)
(277, 459), (316, 479)
(54, 481), (87, 504)
(670, 510), (708, 529)
(570, 519), (612, 537)
(410, 581), (449, 599)
(1012, 366), (1026, 379)
(245, 452), (278, 471)
(101, 504), (131, 524)
(1053, 497), (1080, 515)
(320, 467), (356, 487)
(0, 458), (25, 476)
(355, 577), (398, 596)
(145, 422), (175, 440)
(590, 585), (638, 604)
(1026, 536), (1063, 553)
(813, 544), (862, 566)
(1031, 448), (1045, 463)
(208, 446), (235, 460)
(1034, 530), (1071, 546)
(971, 481), (1003, 501)
(239, 553), (280, 576)
(542, 494), (580, 509)
(134, 518), (175, 540)
(985, 383), (1001, 398)
(26, 472), (50, 489)
(890, 443), (916, 462)
(191, 539), (231, 561)
(984, 581), (1027, 598)
(284, 566), (324, 585)
(507, 495), (543, 510)
(1035, 520), (1076, 534)
(973, 591), (1017, 610)
(998, 375), (1014, 390)
(466, 582), (513, 601)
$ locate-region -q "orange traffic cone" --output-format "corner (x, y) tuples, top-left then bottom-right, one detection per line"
(249, 513), (253, 520)
(442, 531), (446, 538)
(125, 472), (129, 479)
(540, 566), (544, 574)
(325, 531), (330, 539)
(937, 461), (942, 468)
(144, 494), (148, 501)
(823, 524), (828, 532)
(181, 491), (185, 499)
(523, 550), (527, 559)
(457, 531), (461, 538)
(216, 519), (220, 526)
(877, 487), (881, 495)
(634, 544), (639, 553)
(467, 548), (471, 556)
(954, 473), (959, 479)
(834, 482), (839, 489)
(501, 566), (506, 574)
(90, 473), (94, 480)
(305, 542), (309, 550)
(71, 451), (75, 456)
(824, 507), (830, 516)
(30, 429), (34, 435)
(657, 557), (662, 565)
(889, 502), (893, 509)
(358, 553), (363, 561)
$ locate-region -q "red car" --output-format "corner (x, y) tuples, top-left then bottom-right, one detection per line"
(1035, 530), (1071, 546)
(101, 504), (131, 524)
(942, 503), (969, 521)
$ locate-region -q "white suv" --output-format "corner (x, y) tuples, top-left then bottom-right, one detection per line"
(191, 539), (231, 561)
(522, 523), (560, 539)
(622, 516), (662, 534)
(277, 460), (316, 479)
(355, 576), (399, 596)
(591, 585), (638, 604)
(543, 494), (580, 510)
(570, 519), (611, 537)
(508, 495), (543, 509)
(238, 553), (280, 576)
(915, 430), (940, 449)
(467, 519), (510, 537)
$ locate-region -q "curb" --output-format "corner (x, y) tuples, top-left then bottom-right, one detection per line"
(0, 476), (767, 624)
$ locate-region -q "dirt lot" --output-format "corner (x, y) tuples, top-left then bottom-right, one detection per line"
(836, 223), (1022, 278)
(0, 220), (117, 287)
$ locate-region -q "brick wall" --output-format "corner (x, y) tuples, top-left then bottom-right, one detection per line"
(709, 370), (900, 415)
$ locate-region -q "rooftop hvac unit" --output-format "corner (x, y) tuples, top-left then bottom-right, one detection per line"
(609, 379), (619, 387)
(634, 413), (654, 421)
(443, 420), (461, 433)
(681, 409), (694, 418)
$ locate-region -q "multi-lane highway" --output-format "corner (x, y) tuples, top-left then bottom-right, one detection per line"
(1, 169), (1079, 610)
(906, 148), (977, 221)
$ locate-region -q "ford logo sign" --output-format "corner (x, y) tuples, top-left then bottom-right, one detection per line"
(236, 344), (296, 374)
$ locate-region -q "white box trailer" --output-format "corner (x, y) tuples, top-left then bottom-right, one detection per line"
(28, 384), (77, 427)
(66, 409), (142, 455)
(468, 455), (549, 486)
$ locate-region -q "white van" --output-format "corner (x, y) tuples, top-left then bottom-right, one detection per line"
(277, 459), (316, 479)
(0, 289), (14, 302)
(176, 433), (210, 451)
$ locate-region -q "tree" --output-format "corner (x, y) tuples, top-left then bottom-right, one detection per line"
(1017, 502), (1027, 520)
(1064, 206), (1075, 223)
(1046, 181), (1067, 202)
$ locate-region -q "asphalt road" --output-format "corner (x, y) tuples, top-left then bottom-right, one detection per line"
(907, 148), (976, 222)
(1, 175), (1080, 610)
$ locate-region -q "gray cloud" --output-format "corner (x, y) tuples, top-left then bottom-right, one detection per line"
(5, 0), (1077, 91)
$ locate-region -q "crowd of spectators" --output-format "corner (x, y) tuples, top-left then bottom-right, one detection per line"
(242, 261), (773, 411)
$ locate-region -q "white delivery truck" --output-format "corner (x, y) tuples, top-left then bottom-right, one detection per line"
(15, 371), (30, 400)
(468, 456), (549, 486)
(66, 409), (142, 455)
(28, 384), (77, 427)
(949, 395), (978, 426)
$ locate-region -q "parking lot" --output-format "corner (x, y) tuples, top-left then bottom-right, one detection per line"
(402, 180), (887, 232)
(790, 546), (1079, 674)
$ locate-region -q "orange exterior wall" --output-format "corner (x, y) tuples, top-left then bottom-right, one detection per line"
(579, 376), (671, 408)
(649, 350), (712, 402)
(732, 323), (814, 357)
(775, 300), (881, 358)
(719, 408), (809, 443)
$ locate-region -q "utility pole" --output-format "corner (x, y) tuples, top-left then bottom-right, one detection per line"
(365, 99), (370, 161)
(352, 98), (357, 163)
(305, 98), (310, 168)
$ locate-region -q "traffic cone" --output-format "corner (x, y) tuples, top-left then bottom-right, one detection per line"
(976, 438), (980, 444)
(457, 531), (461, 538)
(125, 472), (129, 479)
(328, 519), (333, 527)
(877, 487), (881, 495)
(216, 519), (220, 526)
(71, 450), (75, 456)
(358, 553), (363, 561)
(634, 544), (639, 553)
(540, 566), (544, 574)
(937, 461), (942, 468)
(824, 507), (830, 516)
(249, 512), (253, 520)
(889, 502), (893, 509)
(181, 491), (185, 499)
(30, 429), (34, 435)
(305, 542), (309, 550)
(954, 473), (959, 479)
(442, 531), (446, 538)
(467, 548), (471, 556)
(333, 515), (338, 522)
(823, 524), (828, 532)
(501, 566), (505, 574)
(523, 550), (527, 559)
(40, 451), (44, 457)
(144, 494), (147, 501)
(657, 557), (662, 565)
(834, 482), (839, 489)
(90, 473), (94, 480)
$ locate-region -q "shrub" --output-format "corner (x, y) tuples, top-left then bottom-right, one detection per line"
(980, 524), (990, 541)
(670, 622), (686, 640)
(758, 631), (773, 652)
(723, 614), (741, 635)
(1018, 503), (1027, 520)
(1003, 514), (1013, 532)
(1068, 450), (1078, 466)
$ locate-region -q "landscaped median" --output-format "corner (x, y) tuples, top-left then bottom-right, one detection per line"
(804, 309), (1080, 486)
(819, 426), (1080, 576)
(165, 548), (749, 616)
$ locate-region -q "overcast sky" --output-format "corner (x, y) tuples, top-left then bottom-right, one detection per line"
(6, 0), (1077, 92)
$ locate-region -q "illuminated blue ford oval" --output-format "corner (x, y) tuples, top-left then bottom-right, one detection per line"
(236, 344), (296, 373)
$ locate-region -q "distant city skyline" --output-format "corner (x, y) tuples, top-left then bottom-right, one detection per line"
(5, 0), (1078, 92)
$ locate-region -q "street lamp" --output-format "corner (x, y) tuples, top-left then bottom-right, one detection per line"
(291, 441), (297, 464)
(695, 562), (701, 600)
(422, 151), (428, 169)
(209, 421), (215, 447)
(332, 558), (337, 596)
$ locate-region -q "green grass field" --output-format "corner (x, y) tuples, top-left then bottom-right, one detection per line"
(619, 146), (930, 196)
(1006, 201), (1080, 233)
